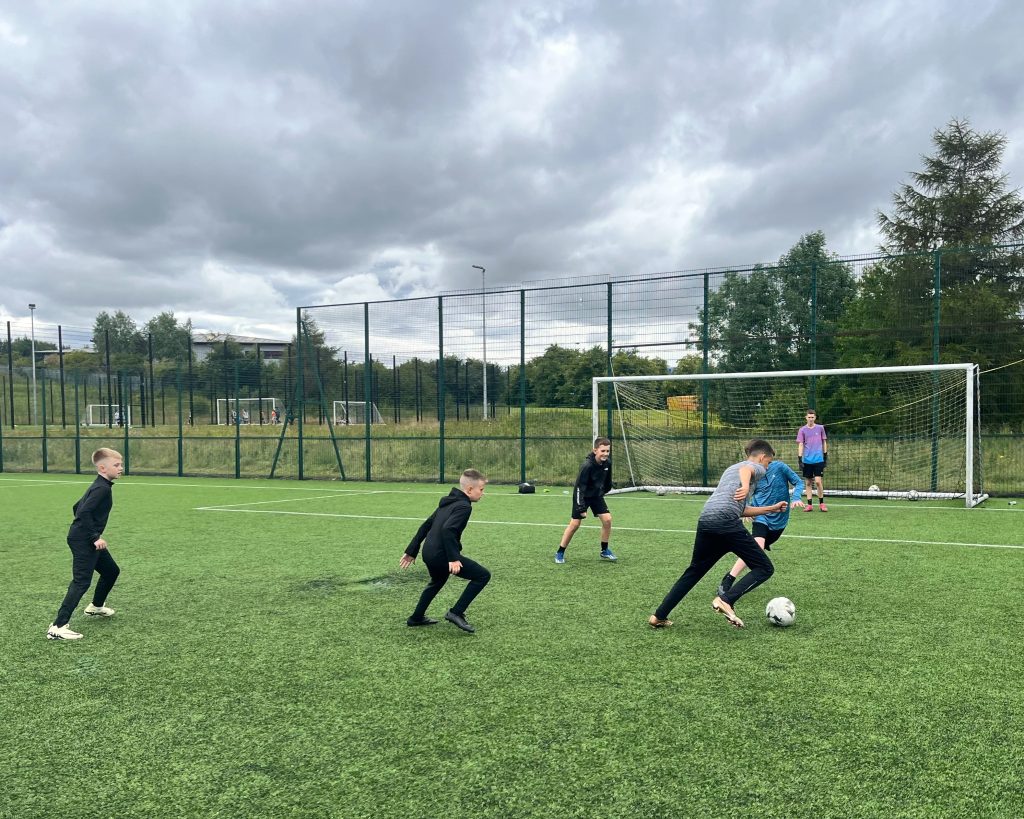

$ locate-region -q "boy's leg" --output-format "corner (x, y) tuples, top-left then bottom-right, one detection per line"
(719, 530), (774, 606)
(53, 542), (99, 627)
(409, 560), (449, 622)
(91, 550), (120, 607)
(448, 556), (491, 617)
(653, 527), (726, 620)
(597, 511), (616, 559)
(558, 518), (581, 549)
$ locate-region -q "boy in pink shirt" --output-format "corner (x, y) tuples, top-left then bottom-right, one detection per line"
(797, 409), (828, 511)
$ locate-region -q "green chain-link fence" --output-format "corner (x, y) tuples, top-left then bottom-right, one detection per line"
(3, 243), (1023, 493)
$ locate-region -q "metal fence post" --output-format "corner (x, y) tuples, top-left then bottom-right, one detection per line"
(74, 373), (81, 473)
(234, 361), (241, 479)
(297, 310), (305, 480)
(177, 370), (184, 477)
(520, 289), (526, 484)
(809, 261), (818, 407)
(438, 296), (445, 484)
(931, 249), (942, 491)
(606, 282), (613, 439)
(364, 303), (372, 482)
(41, 368), (48, 472)
(702, 270), (710, 487)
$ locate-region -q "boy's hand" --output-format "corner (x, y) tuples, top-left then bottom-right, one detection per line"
(774, 501), (789, 512)
(399, 554), (415, 569)
(791, 500), (805, 510)
(733, 486), (749, 501)
(448, 560), (463, 575)
(94, 538), (108, 551)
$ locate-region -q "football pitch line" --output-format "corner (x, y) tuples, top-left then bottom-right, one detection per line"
(192, 505), (1024, 551)
(1, 476), (1019, 513)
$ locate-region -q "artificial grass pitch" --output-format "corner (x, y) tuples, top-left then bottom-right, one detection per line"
(1, 474), (1022, 818)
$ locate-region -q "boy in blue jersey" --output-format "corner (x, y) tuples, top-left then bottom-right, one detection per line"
(718, 455), (803, 597)
(648, 440), (788, 630)
(797, 409), (828, 511)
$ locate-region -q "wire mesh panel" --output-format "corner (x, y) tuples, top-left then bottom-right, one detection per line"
(2, 245), (1023, 495)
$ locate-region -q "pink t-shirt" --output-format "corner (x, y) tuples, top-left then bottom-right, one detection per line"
(797, 424), (827, 463)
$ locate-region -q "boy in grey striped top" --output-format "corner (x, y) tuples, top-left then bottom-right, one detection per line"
(649, 439), (788, 630)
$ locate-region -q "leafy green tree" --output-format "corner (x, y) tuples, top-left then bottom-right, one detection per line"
(878, 118), (1024, 252)
(848, 118), (1024, 428)
(92, 310), (145, 371)
(698, 232), (855, 373)
(143, 311), (192, 362)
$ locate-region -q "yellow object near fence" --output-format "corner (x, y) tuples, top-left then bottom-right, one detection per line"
(667, 395), (699, 411)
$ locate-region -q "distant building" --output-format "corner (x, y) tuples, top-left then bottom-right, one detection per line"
(190, 332), (290, 363)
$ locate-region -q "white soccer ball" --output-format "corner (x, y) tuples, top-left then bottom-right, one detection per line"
(655, 488), (667, 496)
(765, 597), (796, 627)
(868, 484), (880, 493)
(908, 490), (920, 501)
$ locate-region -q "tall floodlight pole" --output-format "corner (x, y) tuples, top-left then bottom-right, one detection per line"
(472, 265), (487, 420)
(29, 303), (38, 425)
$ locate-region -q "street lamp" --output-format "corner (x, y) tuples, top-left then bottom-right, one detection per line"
(472, 266), (488, 420)
(28, 303), (37, 426)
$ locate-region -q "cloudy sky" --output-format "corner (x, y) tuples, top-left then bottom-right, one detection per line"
(2, 0), (1023, 345)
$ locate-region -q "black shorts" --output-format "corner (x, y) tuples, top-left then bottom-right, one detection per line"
(802, 461), (825, 479)
(572, 495), (609, 520)
(751, 522), (784, 550)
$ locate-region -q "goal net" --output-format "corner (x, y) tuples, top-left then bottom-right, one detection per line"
(333, 401), (385, 425)
(216, 398), (280, 425)
(85, 404), (132, 427)
(594, 364), (985, 507)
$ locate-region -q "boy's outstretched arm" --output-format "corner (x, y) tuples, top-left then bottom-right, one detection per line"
(742, 501), (788, 517)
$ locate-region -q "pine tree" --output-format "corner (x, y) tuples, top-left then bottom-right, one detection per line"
(878, 118), (1024, 252)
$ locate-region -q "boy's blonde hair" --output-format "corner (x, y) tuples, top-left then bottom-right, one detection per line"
(92, 448), (122, 465)
(460, 468), (487, 487)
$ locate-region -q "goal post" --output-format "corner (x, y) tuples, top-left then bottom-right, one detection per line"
(85, 404), (132, 427)
(593, 364), (985, 508)
(332, 400), (385, 425)
(216, 398), (280, 425)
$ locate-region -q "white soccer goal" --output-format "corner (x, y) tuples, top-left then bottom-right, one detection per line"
(333, 400), (385, 425)
(216, 398), (280, 425)
(85, 404), (132, 427)
(593, 364), (986, 508)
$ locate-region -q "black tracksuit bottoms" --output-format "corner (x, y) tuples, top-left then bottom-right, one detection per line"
(411, 552), (491, 620)
(54, 539), (120, 627)
(654, 519), (773, 620)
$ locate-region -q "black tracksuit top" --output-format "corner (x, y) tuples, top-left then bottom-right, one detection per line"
(68, 475), (114, 544)
(573, 452), (612, 515)
(405, 488), (473, 563)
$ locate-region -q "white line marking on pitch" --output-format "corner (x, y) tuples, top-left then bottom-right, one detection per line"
(192, 507), (1024, 551)
(3, 477), (1019, 512)
(194, 491), (387, 510)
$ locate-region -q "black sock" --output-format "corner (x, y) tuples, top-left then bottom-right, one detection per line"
(556, 546), (565, 553)
(601, 541), (609, 551)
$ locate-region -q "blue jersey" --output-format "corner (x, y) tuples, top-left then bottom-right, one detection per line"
(750, 460), (803, 530)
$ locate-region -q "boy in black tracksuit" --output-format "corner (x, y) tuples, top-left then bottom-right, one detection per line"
(47, 447), (124, 641)
(555, 437), (615, 563)
(400, 469), (490, 633)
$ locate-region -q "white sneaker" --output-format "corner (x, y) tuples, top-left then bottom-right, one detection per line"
(47, 623), (84, 640)
(84, 603), (116, 617)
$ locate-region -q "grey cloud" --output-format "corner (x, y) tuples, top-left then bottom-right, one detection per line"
(1, 0), (1023, 336)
